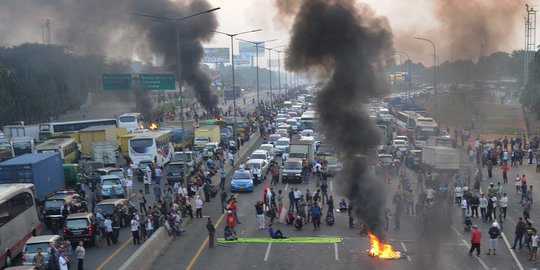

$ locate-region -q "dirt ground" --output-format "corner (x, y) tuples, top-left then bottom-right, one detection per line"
(414, 89), (526, 145)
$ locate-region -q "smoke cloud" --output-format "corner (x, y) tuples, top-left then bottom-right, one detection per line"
(0, 0), (219, 112)
(277, 0), (394, 237)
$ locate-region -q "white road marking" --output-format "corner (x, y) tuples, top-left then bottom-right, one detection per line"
(264, 242), (272, 261)
(284, 183), (289, 191)
(334, 243), (339, 261)
(330, 180), (333, 191)
(461, 239), (489, 270)
(400, 242), (412, 261)
(451, 225), (462, 236)
(501, 232), (525, 270)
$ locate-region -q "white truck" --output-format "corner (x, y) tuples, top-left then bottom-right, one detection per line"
(91, 142), (117, 167)
(289, 136), (316, 161)
(421, 146), (460, 171)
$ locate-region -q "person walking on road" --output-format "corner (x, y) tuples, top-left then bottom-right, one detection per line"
(487, 222), (501, 255)
(131, 215), (141, 245)
(207, 217), (216, 248)
(461, 198), (468, 224)
(288, 188), (295, 211)
(511, 217), (527, 250)
(502, 163), (509, 184)
(195, 196), (204, 218)
(531, 230), (539, 263)
(277, 190), (284, 220)
(499, 193), (508, 220)
(228, 151), (235, 167)
(469, 224), (482, 257)
(75, 241), (85, 270)
(220, 189), (228, 214)
(155, 166), (162, 185)
(255, 201), (266, 230)
(310, 201), (322, 230)
(138, 190), (147, 214)
(104, 215), (113, 246)
(125, 176), (133, 199)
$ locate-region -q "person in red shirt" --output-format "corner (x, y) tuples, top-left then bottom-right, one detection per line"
(502, 164), (509, 184)
(228, 197), (241, 224)
(226, 211), (237, 232)
(469, 224), (482, 256)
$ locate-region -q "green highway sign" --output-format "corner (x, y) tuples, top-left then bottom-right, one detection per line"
(102, 74), (132, 90)
(139, 74), (176, 90)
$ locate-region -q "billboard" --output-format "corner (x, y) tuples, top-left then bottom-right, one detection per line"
(233, 54), (252, 66)
(239, 41), (265, 57)
(203, 47), (230, 63)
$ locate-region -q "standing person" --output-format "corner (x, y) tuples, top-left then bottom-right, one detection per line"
(294, 188), (302, 211)
(521, 175), (528, 203)
(255, 201), (265, 230)
(516, 174), (522, 194)
(104, 215), (113, 246)
(226, 210), (237, 233)
(471, 193), (480, 218)
(469, 224), (482, 256)
(499, 193), (508, 220)
(487, 222), (501, 255)
(321, 181), (329, 204)
(512, 217), (527, 250)
(145, 165), (152, 194)
(531, 230), (539, 263)
(310, 201), (322, 230)
(75, 241), (85, 270)
(277, 190), (284, 220)
(501, 163), (509, 184)
(288, 188), (295, 211)
(125, 176), (133, 199)
(153, 184), (162, 202)
(111, 214), (120, 244)
(207, 217), (216, 248)
(32, 248), (46, 270)
(228, 151), (235, 167)
(131, 215), (141, 245)
(528, 185), (534, 205)
(145, 214), (154, 237)
(195, 196), (203, 218)
(155, 166), (162, 185)
(270, 164), (279, 185)
(220, 189), (228, 214)
(220, 168), (226, 189)
(523, 198), (532, 219)
(228, 197), (241, 224)
(138, 190), (147, 214)
(479, 194), (488, 221)
(461, 198), (468, 224)
(59, 251), (69, 270)
(455, 184), (463, 205)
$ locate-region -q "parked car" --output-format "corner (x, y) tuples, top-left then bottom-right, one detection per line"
(275, 138), (290, 156)
(375, 153), (394, 175)
(281, 158), (303, 184)
(43, 191), (87, 227)
(22, 235), (64, 268)
(63, 212), (95, 245)
(95, 198), (136, 227)
(100, 175), (125, 199)
(245, 159), (268, 184)
(230, 170), (254, 193)
(166, 162), (185, 183)
(325, 156), (342, 177)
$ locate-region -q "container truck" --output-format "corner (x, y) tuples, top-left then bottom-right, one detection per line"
(75, 125), (122, 158)
(194, 125), (220, 149)
(91, 142), (117, 166)
(0, 152), (65, 202)
(421, 146), (460, 171)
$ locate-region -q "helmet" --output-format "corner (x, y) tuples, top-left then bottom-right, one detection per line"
(492, 222), (498, 227)
(227, 210), (233, 214)
(472, 224), (478, 228)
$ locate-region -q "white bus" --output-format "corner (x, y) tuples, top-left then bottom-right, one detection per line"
(10, 137), (35, 157)
(300, 111), (319, 130)
(36, 138), (79, 164)
(128, 130), (173, 167)
(39, 118), (118, 141)
(0, 184), (42, 268)
(118, 113), (144, 133)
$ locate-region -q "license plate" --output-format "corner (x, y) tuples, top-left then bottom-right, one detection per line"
(240, 186), (245, 189)
(72, 231), (82, 235)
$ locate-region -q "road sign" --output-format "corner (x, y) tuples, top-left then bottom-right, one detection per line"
(102, 74), (131, 90)
(239, 41), (265, 57)
(203, 47), (230, 63)
(139, 74), (176, 90)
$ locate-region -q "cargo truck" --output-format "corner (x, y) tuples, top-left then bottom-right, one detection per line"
(421, 146), (460, 172)
(76, 125), (123, 158)
(289, 136), (316, 161)
(194, 125), (220, 149)
(0, 152), (65, 202)
(91, 142), (117, 166)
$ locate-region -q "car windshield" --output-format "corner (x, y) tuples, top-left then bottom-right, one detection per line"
(233, 171), (251, 179)
(26, 242), (51, 253)
(130, 138), (153, 153)
(119, 116), (136, 122)
(96, 204), (116, 215)
(269, 135), (280, 142)
(66, 218), (89, 228)
(102, 179), (121, 186)
(195, 138), (209, 143)
(246, 163), (261, 169)
(380, 156), (393, 164)
(251, 154), (266, 160)
(44, 199), (64, 208)
(108, 170), (124, 178)
(169, 164), (184, 173)
(326, 159), (338, 165)
(277, 140), (289, 146)
(172, 153), (191, 162)
(284, 162), (302, 170)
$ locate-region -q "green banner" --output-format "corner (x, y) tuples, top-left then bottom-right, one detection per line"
(102, 74), (131, 90)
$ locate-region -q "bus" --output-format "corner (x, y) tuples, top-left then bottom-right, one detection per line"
(10, 137), (35, 157)
(118, 113), (144, 133)
(39, 118), (118, 141)
(36, 138), (79, 164)
(300, 111), (319, 130)
(413, 117), (440, 148)
(128, 130), (173, 167)
(0, 183), (42, 268)
(394, 111), (421, 139)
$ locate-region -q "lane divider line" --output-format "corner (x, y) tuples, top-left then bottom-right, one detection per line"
(400, 241), (412, 261)
(461, 239), (489, 270)
(334, 243), (339, 261)
(264, 242), (272, 261)
(185, 212), (226, 270)
(501, 232), (525, 270)
(96, 236), (133, 270)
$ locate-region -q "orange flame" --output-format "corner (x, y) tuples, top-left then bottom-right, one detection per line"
(367, 232), (401, 259)
(139, 124), (145, 129)
(149, 123), (158, 130)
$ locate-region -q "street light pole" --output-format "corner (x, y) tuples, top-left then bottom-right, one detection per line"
(133, 7), (220, 185)
(414, 37), (437, 105)
(396, 51), (412, 99)
(213, 29), (262, 146)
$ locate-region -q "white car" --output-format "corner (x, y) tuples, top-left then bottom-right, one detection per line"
(301, 129), (314, 137)
(275, 137), (290, 156)
(250, 149), (273, 164)
(259, 144), (275, 157)
(245, 159), (269, 182)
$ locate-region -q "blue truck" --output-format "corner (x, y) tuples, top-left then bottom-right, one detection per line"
(0, 152), (65, 202)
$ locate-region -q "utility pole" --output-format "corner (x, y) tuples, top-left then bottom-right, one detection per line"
(525, 4), (537, 86)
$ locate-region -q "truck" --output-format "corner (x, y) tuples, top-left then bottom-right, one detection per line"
(119, 134), (136, 158)
(194, 125), (220, 149)
(91, 142), (117, 166)
(0, 152), (65, 202)
(427, 136), (455, 148)
(2, 124), (40, 142)
(162, 120), (196, 151)
(75, 125), (123, 158)
(289, 136), (316, 161)
(421, 146), (460, 172)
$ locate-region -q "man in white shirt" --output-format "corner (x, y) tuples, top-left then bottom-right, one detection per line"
(125, 177), (133, 199)
(155, 166), (162, 185)
(126, 167), (133, 180)
(104, 215), (113, 246)
(499, 193), (508, 220)
(461, 198), (468, 224)
(294, 188), (302, 211)
(58, 251), (69, 270)
(131, 216), (141, 245)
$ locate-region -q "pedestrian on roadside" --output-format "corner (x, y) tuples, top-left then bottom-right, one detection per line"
(521, 175), (528, 203)
(111, 214), (120, 244)
(32, 248), (45, 270)
(220, 168), (226, 189)
(131, 215), (141, 245)
(104, 215), (113, 246)
(499, 193), (508, 220)
(310, 201), (322, 230)
(155, 166), (162, 185)
(523, 198), (532, 219)
(516, 174), (522, 194)
(75, 241), (85, 270)
(255, 201), (266, 230)
(125, 177), (133, 199)
(195, 196), (203, 218)
(479, 194), (487, 221)
(138, 190), (147, 214)
(469, 224), (481, 257)
(531, 230), (539, 263)
(471, 193), (480, 218)
(321, 181), (328, 204)
(511, 217), (527, 250)
(501, 163), (509, 184)
(461, 197), (468, 224)
(288, 188), (295, 211)
(528, 185), (534, 205)
(220, 189), (228, 214)
(207, 217), (216, 248)
(146, 214), (154, 238)
(487, 222), (501, 255)
(228, 151), (234, 167)
(277, 190), (284, 220)
(153, 184), (161, 202)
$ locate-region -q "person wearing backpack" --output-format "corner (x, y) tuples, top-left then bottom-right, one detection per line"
(487, 222), (501, 255)
(310, 201), (322, 230)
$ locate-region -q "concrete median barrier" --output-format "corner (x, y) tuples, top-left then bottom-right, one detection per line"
(118, 227), (172, 270)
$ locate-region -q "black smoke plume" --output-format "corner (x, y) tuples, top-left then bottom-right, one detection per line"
(0, 0), (219, 112)
(277, 0), (394, 237)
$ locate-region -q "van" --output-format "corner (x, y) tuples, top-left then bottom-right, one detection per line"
(43, 191), (87, 227)
(281, 158), (303, 184)
(63, 212), (95, 245)
(95, 198), (136, 227)
(100, 175), (126, 199)
(22, 235), (64, 268)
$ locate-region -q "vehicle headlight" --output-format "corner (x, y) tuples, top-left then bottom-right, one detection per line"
(295, 173), (301, 176)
